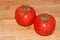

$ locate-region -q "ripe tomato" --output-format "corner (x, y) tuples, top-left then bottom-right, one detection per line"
(34, 14), (56, 36)
(15, 5), (36, 26)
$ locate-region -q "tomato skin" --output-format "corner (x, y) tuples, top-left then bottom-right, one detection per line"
(15, 5), (36, 26)
(34, 14), (56, 36)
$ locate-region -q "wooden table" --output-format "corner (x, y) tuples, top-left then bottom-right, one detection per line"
(0, 0), (60, 40)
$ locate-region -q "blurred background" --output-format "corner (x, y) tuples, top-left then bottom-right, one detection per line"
(0, 0), (60, 40)
(0, 0), (60, 19)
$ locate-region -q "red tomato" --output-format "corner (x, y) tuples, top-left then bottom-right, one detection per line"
(34, 14), (56, 36)
(15, 5), (36, 26)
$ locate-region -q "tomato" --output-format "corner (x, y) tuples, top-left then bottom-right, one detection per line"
(34, 14), (56, 36)
(15, 5), (36, 26)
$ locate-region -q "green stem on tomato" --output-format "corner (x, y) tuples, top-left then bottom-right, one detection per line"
(24, 7), (30, 12)
(41, 14), (50, 20)
(22, 5), (30, 16)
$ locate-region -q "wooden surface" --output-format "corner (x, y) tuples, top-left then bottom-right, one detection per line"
(0, 0), (60, 40)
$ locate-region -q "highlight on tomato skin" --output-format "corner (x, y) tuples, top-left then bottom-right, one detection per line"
(34, 14), (56, 36)
(15, 5), (36, 26)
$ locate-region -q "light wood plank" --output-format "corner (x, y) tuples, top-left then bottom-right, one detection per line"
(0, 17), (60, 40)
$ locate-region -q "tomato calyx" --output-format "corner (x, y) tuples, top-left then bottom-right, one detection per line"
(40, 14), (50, 21)
(22, 5), (30, 16)
(23, 5), (30, 12)
(24, 6), (30, 12)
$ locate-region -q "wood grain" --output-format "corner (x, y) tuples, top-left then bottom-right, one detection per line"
(0, 0), (60, 40)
